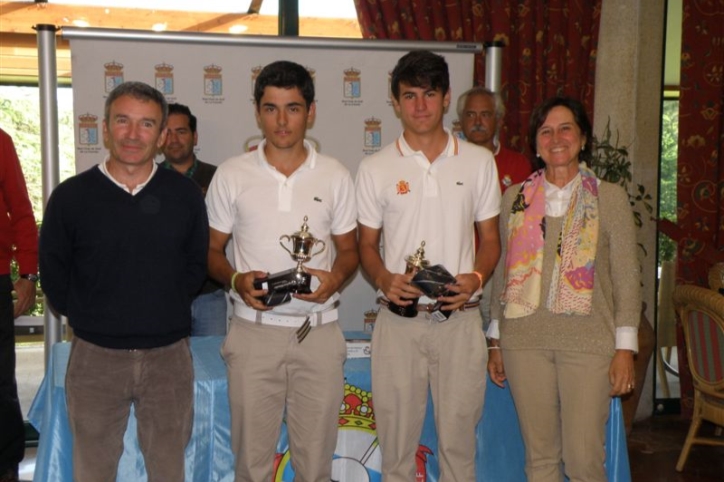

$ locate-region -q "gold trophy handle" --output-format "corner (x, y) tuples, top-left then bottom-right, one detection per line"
(312, 239), (326, 257)
(279, 235), (294, 257)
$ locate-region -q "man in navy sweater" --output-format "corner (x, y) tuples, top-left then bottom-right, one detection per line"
(39, 81), (208, 482)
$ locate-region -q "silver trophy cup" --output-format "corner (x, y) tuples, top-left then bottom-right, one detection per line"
(254, 216), (326, 305)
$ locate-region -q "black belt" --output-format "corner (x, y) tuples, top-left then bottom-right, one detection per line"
(378, 297), (480, 313)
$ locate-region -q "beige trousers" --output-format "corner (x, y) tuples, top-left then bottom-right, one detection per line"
(222, 317), (347, 482)
(371, 308), (487, 482)
(503, 349), (612, 482)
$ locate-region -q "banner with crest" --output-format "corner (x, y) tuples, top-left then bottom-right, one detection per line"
(66, 30), (477, 331)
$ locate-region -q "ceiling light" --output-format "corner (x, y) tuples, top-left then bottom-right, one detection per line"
(152, 23), (168, 32)
(72, 19), (90, 28)
(229, 24), (248, 34)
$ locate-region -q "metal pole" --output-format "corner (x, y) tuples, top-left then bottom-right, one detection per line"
(278, 0), (299, 37)
(484, 41), (504, 93)
(34, 24), (62, 366)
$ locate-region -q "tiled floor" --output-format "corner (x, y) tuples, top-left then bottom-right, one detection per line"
(16, 343), (44, 419)
(18, 447), (35, 482)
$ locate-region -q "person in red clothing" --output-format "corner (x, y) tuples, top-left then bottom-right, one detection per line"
(457, 88), (532, 328)
(457, 87), (532, 193)
(0, 127), (38, 482)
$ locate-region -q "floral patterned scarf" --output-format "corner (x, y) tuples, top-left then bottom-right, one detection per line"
(502, 164), (599, 318)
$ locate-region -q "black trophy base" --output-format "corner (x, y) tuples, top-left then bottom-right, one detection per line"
(387, 297), (419, 318)
(253, 268), (312, 294)
(428, 301), (453, 322)
(259, 290), (293, 307)
(253, 268), (312, 307)
(412, 264), (458, 322)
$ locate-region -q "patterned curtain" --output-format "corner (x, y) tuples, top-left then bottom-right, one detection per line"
(675, 0), (724, 417)
(676, 2), (724, 286)
(354, 0), (601, 153)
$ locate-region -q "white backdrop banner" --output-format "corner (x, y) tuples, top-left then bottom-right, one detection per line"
(65, 28), (480, 330)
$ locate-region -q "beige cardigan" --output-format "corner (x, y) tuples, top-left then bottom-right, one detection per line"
(490, 180), (641, 357)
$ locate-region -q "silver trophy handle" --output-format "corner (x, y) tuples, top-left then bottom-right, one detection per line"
(279, 234), (294, 256)
(312, 239), (326, 257)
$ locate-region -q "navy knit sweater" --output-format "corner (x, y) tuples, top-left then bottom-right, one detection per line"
(39, 166), (209, 349)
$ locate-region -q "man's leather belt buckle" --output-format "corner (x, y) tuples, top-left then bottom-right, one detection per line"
(378, 298), (479, 320)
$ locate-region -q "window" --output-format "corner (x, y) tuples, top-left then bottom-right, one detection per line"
(0, 84), (76, 316)
(655, 95), (679, 405)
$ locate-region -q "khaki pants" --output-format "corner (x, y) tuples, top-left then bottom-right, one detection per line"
(222, 317), (346, 482)
(371, 308), (487, 482)
(503, 349), (611, 482)
(65, 337), (193, 482)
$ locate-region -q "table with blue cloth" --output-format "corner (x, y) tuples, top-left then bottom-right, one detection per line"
(28, 336), (631, 482)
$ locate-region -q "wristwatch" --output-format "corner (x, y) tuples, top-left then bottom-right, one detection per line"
(20, 273), (39, 283)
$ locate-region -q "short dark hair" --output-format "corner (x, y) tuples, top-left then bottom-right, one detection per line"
(528, 96), (593, 164)
(253, 61), (315, 109)
(390, 50), (450, 101)
(104, 81), (168, 129)
(167, 103), (197, 134)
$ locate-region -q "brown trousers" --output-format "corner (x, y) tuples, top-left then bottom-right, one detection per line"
(65, 337), (193, 482)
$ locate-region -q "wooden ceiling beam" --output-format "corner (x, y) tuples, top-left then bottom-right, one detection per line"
(0, 1), (360, 81)
(0, 2), (360, 36)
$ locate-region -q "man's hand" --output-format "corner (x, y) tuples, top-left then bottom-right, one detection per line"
(377, 271), (422, 306)
(13, 278), (37, 318)
(296, 229), (358, 304)
(437, 272), (481, 310)
(294, 267), (341, 304)
(233, 270), (272, 311)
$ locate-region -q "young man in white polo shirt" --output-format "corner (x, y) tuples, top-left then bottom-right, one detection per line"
(206, 61), (358, 482)
(356, 50), (501, 481)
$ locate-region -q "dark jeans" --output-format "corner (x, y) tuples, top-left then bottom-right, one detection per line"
(0, 275), (24, 475)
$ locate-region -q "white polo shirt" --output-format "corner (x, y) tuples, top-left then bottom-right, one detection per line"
(356, 131), (501, 302)
(206, 139), (357, 317)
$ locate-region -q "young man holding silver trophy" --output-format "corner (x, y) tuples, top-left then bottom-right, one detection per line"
(356, 50), (502, 481)
(205, 60), (358, 482)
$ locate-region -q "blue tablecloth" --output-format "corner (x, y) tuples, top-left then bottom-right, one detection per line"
(28, 336), (631, 482)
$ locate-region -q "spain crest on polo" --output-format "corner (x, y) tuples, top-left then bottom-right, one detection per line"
(396, 180), (411, 195)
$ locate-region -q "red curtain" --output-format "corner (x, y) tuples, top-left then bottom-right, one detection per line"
(675, 0), (724, 416)
(354, 0), (601, 153)
(676, 2), (724, 286)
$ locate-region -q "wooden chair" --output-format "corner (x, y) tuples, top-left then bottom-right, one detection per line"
(672, 284), (724, 472)
(709, 262), (724, 293)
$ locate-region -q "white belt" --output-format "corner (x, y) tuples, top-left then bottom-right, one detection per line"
(234, 307), (338, 328)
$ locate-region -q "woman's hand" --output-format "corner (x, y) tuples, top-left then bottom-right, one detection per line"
(487, 348), (507, 388)
(609, 349), (635, 397)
